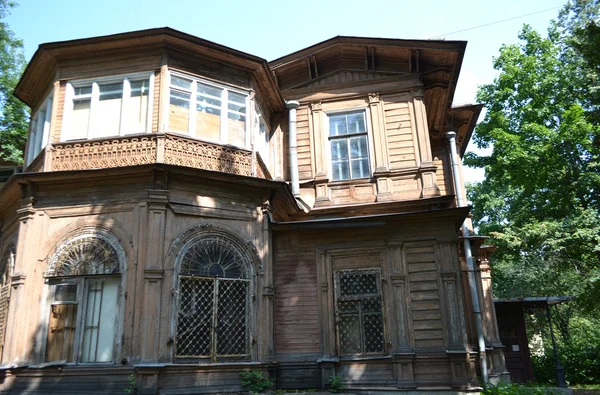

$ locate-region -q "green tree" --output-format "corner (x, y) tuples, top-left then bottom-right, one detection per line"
(465, 0), (600, 385)
(0, 0), (28, 164)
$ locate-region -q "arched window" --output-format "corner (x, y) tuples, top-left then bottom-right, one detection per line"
(175, 234), (252, 362)
(0, 247), (14, 359)
(45, 233), (124, 364)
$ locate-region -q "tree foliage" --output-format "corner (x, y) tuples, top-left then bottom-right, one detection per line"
(465, 0), (600, 385)
(0, 0), (28, 164)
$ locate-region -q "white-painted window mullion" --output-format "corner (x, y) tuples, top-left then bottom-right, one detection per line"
(189, 80), (197, 137)
(89, 82), (100, 139)
(220, 89), (228, 144)
(120, 78), (131, 136)
(146, 73), (155, 133)
(42, 97), (53, 148)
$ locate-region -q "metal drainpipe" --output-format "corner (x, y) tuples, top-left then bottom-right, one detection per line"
(286, 100), (300, 197)
(446, 131), (489, 384)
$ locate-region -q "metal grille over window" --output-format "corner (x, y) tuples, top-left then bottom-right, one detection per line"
(335, 269), (385, 355)
(48, 236), (120, 277)
(176, 235), (251, 361)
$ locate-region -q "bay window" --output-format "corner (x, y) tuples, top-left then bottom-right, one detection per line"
(169, 72), (249, 148)
(62, 73), (153, 141)
(328, 110), (371, 181)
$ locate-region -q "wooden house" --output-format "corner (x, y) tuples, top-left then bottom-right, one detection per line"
(0, 28), (508, 394)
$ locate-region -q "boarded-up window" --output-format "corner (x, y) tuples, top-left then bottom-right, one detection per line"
(334, 269), (385, 355)
(45, 234), (122, 363)
(176, 235), (251, 362)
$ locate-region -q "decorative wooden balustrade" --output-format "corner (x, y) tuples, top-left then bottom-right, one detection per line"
(27, 133), (265, 179)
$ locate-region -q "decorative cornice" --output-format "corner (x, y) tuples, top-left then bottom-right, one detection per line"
(410, 88), (424, 98)
(367, 92), (380, 104)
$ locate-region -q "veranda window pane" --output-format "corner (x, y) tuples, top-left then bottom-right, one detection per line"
(347, 111), (366, 134)
(96, 83), (123, 136)
(228, 91), (246, 104)
(74, 86), (92, 96)
(171, 76), (192, 90)
(329, 114), (347, 136)
(197, 83), (222, 98)
(127, 79), (149, 133)
(170, 90), (191, 133)
(196, 87), (221, 142)
(71, 98), (91, 139)
(228, 112), (246, 147)
(80, 278), (118, 363)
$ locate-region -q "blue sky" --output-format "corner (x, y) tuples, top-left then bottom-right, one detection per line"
(7, 0), (567, 181)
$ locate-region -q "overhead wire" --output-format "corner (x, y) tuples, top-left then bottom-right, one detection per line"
(429, 6), (560, 39)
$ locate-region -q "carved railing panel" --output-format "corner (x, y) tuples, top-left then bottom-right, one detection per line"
(40, 133), (262, 178)
(164, 134), (252, 177)
(51, 136), (157, 171)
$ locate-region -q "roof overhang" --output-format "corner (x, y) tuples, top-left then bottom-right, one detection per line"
(15, 27), (285, 112)
(269, 35), (467, 136)
(494, 296), (576, 308)
(449, 104), (483, 157)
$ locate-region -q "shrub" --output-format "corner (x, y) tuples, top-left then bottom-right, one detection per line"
(481, 382), (546, 395)
(240, 370), (274, 394)
(328, 375), (343, 393)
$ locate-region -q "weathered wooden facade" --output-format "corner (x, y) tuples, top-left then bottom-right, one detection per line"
(0, 28), (508, 394)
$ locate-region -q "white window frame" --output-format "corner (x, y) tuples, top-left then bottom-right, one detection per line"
(168, 70), (250, 149)
(43, 276), (121, 364)
(26, 91), (53, 166)
(61, 72), (154, 142)
(39, 232), (126, 366)
(254, 106), (272, 169)
(325, 108), (373, 181)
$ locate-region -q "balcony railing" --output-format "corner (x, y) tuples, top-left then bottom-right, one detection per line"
(26, 133), (270, 179)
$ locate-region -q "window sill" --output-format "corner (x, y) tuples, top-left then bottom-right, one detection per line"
(338, 354), (392, 362)
(327, 177), (375, 187)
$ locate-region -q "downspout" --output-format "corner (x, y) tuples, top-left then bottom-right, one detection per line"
(446, 131), (489, 384)
(286, 100), (301, 198)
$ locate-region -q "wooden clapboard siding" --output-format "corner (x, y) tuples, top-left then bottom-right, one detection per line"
(51, 82), (66, 143)
(406, 244), (444, 348)
(338, 361), (395, 386)
(273, 234), (320, 354)
(152, 70), (160, 133)
(59, 52), (162, 81)
(382, 95), (416, 169)
(296, 106), (313, 180)
(431, 141), (451, 196)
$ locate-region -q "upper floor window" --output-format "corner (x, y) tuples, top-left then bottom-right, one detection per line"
(328, 110), (370, 181)
(62, 73), (154, 141)
(27, 92), (53, 165)
(169, 72), (248, 148)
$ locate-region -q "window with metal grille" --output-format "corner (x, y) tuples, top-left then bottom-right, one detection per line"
(45, 234), (122, 363)
(176, 235), (251, 362)
(334, 269), (385, 355)
(0, 248), (14, 359)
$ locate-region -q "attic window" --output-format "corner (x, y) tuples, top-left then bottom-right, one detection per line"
(168, 72), (249, 148)
(27, 91), (53, 165)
